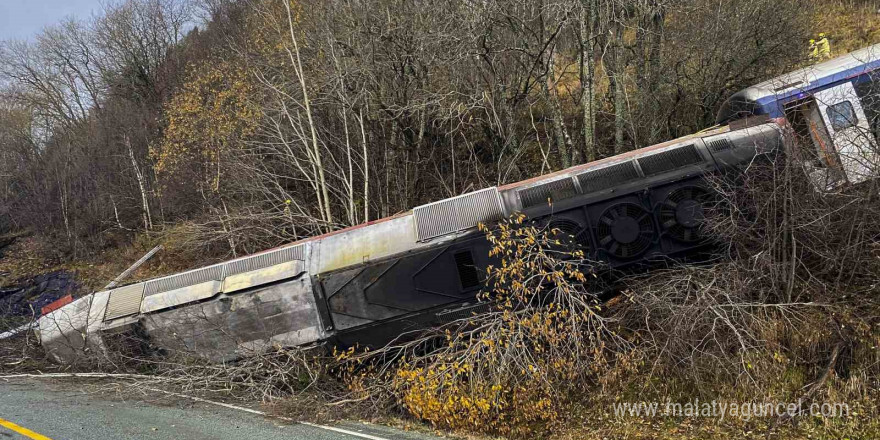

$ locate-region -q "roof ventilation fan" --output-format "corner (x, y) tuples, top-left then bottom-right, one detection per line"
(658, 186), (711, 243)
(596, 203), (655, 258)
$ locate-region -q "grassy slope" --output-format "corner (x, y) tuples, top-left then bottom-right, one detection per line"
(0, 232), (209, 299)
(2, 4), (879, 440)
(817, 2), (880, 55)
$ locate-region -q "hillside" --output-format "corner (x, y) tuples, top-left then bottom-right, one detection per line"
(0, 0), (816, 274)
(1, 1), (879, 439)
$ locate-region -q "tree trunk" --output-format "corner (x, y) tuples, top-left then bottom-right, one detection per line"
(580, 0), (598, 162)
(609, 20), (628, 154)
(285, 0), (333, 226)
(126, 134), (152, 230)
(357, 109), (369, 223)
(638, 0), (666, 144)
(341, 107), (355, 226)
(544, 50), (573, 169)
(330, 37), (357, 226)
(647, 2), (665, 95)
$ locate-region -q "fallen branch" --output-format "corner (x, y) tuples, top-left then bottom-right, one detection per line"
(768, 341), (843, 435)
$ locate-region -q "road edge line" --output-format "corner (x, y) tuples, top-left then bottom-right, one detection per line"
(0, 373), (394, 440)
(144, 387), (392, 440)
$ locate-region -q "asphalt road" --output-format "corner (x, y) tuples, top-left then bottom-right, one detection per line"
(0, 377), (445, 440)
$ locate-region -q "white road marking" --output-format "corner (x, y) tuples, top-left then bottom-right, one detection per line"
(299, 422), (393, 440)
(0, 373), (395, 440)
(144, 388), (393, 440)
(0, 373), (154, 380)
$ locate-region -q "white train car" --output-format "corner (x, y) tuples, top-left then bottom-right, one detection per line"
(37, 121), (783, 362)
(38, 44), (880, 362)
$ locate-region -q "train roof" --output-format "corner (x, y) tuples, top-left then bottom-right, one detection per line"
(499, 124), (732, 191)
(716, 43), (880, 124)
(101, 118), (769, 311)
(253, 124), (735, 251)
(91, 119), (783, 323)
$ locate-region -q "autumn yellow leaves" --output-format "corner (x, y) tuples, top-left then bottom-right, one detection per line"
(336, 215), (618, 437)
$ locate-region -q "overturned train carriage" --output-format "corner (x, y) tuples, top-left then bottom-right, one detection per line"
(38, 44), (880, 362)
(36, 121), (782, 363)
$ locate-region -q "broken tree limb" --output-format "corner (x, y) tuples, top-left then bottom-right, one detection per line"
(767, 341), (844, 436)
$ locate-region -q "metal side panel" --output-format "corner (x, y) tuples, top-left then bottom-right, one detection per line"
(518, 177), (578, 209)
(637, 143), (705, 176)
(225, 244), (306, 277)
(88, 290), (112, 332)
(320, 235), (494, 335)
(413, 187), (504, 242)
(141, 275), (323, 362)
(104, 283), (146, 321)
(140, 280), (222, 314)
(705, 136), (735, 154)
(575, 161), (641, 194)
(703, 123), (783, 168)
(144, 264), (224, 297)
(39, 295), (91, 337)
(315, 214), (424, 274)
(223, 260), (306, 294)
(39, 293), (110, 363)
(38, 296), (89, 363)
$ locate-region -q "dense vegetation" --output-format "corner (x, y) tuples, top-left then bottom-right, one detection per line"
(0, 0), (845, 266)
(1, 1), (880, 439)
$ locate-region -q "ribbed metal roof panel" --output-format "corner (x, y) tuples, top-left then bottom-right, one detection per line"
(413, 187), (504, 241)
(104, 283), (145, 321)
(225, 244), (306, 277)
(144, 264), (224, 296)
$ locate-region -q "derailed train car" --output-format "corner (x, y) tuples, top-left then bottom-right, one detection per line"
(37, 44), (880, 363)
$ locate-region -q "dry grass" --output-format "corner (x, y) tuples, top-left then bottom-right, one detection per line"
(814, 2), (880, 55)
(317, 151), (880, 439)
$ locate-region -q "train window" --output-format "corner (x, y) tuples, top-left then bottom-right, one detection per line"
(855, 77), (880, 142)
(453, 250), (480, 290)
(826, 101), (858, 131)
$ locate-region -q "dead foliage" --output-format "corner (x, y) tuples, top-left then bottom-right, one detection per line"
(2, 154), (879, 439)
(325, 153), (880, 438)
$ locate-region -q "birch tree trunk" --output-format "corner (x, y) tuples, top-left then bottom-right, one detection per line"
(357, 109), (369, 223)
(342, 109), (355, 225)
(329, 36), (357, 226)
(284, 1), (333, 226)
(126, 134), (152, 230)
(580, 0), (598, 162)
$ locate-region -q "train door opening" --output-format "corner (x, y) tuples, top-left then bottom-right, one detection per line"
(813, 81), (879, 184)
(784, 97), (846, 190)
